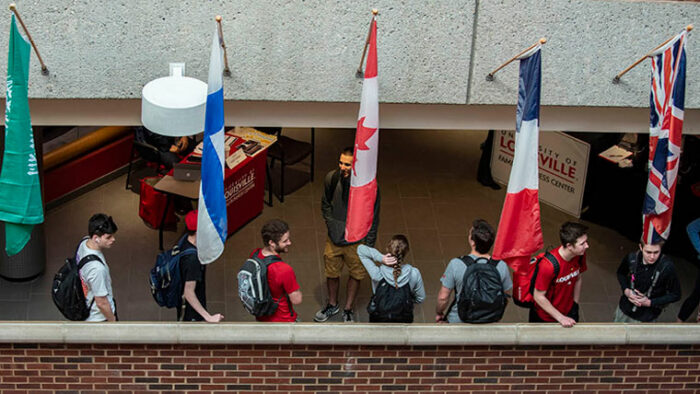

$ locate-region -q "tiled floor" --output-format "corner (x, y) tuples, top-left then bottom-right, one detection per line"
(0, 128), (697, 324)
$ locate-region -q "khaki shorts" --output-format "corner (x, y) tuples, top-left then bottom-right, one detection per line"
(323, 238), (366, 280)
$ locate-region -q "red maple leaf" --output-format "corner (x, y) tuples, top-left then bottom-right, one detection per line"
(353, 117), (377, 176)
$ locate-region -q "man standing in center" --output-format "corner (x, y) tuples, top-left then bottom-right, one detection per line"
(315, 147), (380, 323)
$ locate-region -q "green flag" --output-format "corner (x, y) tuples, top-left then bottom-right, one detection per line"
(0, 15), (43, 256)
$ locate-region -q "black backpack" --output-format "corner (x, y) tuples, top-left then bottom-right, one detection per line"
(367, 278), (414, 323)
(237, 252), (283, 317)
(149, 235), (197, 308)
(455, 256), (506, 323)
(51, 239), (104, 321)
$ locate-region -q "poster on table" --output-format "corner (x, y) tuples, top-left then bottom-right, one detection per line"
(490, 130), (590, 218)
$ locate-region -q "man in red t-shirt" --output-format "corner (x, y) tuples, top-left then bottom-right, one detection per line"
(252, 219), (302, 322)
(530, 222), (589, 328)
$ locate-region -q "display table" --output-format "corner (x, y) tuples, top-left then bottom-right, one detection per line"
(153, 134), (269, 250)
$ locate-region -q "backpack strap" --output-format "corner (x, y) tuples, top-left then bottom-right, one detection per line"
(529, 251), (560, 297)
(173, 233), (191, 253)
(458, 255), (476, 267)
(77, 254), (103, 270)
(325, 170), (341, 204)
(486, 258), (500, 268)
(628, 251), (638, 275)
(251, 252), (283, 266)
(542, 251), (560, 279)
(645, 254), (669, 296)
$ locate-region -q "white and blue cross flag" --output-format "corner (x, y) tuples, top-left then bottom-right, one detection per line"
(197, 26), (227, 264)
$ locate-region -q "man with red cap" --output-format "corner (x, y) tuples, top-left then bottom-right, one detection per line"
(177, 210), (224, 322)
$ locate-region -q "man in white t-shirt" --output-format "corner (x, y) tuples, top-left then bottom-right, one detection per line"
(76, 213), (118, 322)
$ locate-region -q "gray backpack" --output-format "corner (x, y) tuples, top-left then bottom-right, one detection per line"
(237, 252), (282, 317)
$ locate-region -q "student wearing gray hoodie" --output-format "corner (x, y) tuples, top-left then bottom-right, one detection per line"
(357, 235), (425, 322)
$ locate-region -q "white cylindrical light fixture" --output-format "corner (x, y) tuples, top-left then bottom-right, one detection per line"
(141, 64), (208, 137)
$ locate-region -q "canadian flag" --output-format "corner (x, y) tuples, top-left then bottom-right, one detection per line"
(345, 17), (379, 243)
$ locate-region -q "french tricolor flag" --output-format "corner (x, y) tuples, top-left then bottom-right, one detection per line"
(346, 16), (379, 243)
(492, 45), (544, 304)
(197, 25), (227, 264)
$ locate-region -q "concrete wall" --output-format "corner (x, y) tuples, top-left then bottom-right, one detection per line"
(2, 322), (699, 345)
(0, 0), (697, 108)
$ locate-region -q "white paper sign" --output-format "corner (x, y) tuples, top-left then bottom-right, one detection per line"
(491, 130), (590, 217)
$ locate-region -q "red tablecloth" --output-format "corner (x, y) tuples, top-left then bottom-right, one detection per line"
(182, 135), (268, 236)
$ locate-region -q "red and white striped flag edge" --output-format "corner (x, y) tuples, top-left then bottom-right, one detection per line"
(345, 18), (378, 243)
(492, 47), (544, 271)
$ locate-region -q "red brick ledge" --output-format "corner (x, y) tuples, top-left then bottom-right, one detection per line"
(0, 322), (698, 345)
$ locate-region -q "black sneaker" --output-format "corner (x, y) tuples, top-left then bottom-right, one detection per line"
(314, 303), (340, 322)
(343, 309), (354, 323)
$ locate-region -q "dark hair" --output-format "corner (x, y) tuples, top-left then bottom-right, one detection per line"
(470, 219), (495, 254)
(639, 238), (664, 248)
(261, 219), (290, 246)
(341, 146), (354, 156)
(559, 222), (588, 247)
(386, 235), (410, 288)
(88, 214), (117, 237)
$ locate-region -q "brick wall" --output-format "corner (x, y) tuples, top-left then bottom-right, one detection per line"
(1, 343), (699, 392)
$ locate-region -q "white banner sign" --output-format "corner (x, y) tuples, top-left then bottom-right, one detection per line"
(491, 130), (590, 217)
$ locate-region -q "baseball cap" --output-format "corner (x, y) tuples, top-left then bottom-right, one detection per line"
(185, 210), (198, 231)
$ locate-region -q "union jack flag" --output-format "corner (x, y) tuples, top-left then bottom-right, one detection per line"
(642, 30), (687, 244)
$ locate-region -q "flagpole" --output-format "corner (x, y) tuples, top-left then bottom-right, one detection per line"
(215, 15), (231, 76)
(355, 9), (378, 78)
(8, 3), (48, 75)
(613, 24), (693, 84)
(486, 38), (546, 81)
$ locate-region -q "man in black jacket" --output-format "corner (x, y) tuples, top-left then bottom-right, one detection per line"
(615, 240), (681, 322)
(314, 147), (380, 323)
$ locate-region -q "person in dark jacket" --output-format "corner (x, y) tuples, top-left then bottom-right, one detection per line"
(135, 126), (195, 169)
(615, 240), (681, 323)
(314, 147), (380, 323)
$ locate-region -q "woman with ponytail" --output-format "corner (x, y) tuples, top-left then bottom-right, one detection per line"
(357, 235), (425, 323)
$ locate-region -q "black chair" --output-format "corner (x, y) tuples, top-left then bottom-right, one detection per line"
(125, 128), (166, 190)
(257, 127), (315, 204)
